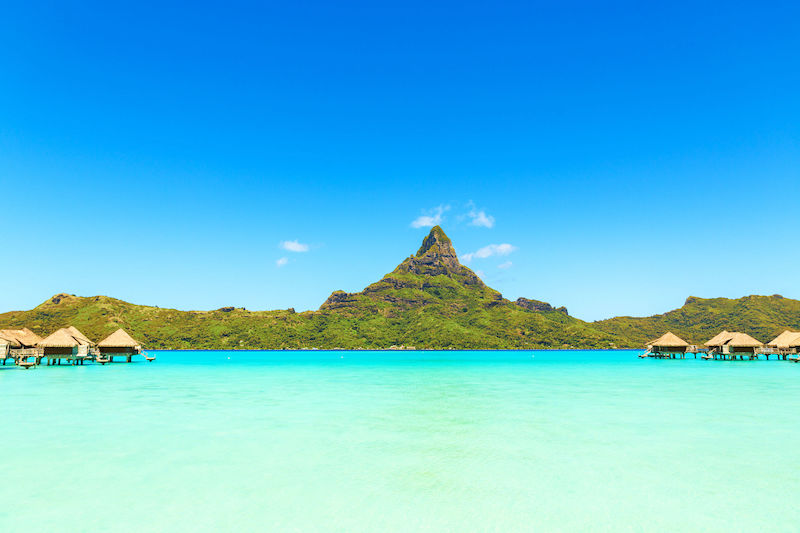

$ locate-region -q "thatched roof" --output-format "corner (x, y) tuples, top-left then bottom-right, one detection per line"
(706, 330), (762, 347)
(15, 328), (42, 346)
(0, 328), (41, 347)
(767, 330), (800, 348)
(725, 332), (763, 347)
(38, 328), (82, 348)
(648, 331), (690, 348)
(0, 332), (22, 348)
(66, 326), (92, 345)
(705, 330), (733, 346)
(98, 329), (140, 348)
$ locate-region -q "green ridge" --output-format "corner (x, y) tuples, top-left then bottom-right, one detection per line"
(592, 295), (800, 346)
(1, 228), (796, 349)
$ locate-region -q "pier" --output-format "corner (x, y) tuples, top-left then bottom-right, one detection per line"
(641, 330), (800, 361)
(1, 326), (153, 369)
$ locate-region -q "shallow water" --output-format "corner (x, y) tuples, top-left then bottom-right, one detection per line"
(2, 350), (799, 532)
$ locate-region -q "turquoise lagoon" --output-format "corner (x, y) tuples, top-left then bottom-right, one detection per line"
(2, 350), (799, 532)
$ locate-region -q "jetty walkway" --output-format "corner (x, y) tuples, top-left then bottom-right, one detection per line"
(640, 330), (800, 362)
(0, 326), (155, 369)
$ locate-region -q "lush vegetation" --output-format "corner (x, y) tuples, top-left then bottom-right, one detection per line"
(592, 295), (800, 346)
(1, 228), (796, 350)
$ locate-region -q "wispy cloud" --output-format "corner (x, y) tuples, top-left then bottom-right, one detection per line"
(411, 204), (450, 228)
(276, 257), (289, 267)
(461, 243), (516, 263)
(475, 269), (486, 280)
(497, 261), (513, 269)
(465, 202), (495, 228)
(280, 240), (310, 252)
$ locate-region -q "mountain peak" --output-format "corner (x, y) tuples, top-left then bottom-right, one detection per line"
(394, 226), (482, 284)
(44, 293), (77, 306)
(320, 226), (488, 311)
(416, 226), (455, 257)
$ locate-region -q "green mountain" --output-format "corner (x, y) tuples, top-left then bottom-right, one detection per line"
(312, 225), (616, 348)
(1, 227), (797, 349)
(0, 227), (618, 349)
(592, 295), (800, 346)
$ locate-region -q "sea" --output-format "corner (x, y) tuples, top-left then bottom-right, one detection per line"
(2, 350), (799, 532)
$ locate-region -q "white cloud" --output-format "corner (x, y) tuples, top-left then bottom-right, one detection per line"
(276, 257), (289, 267)
(470, 211), (495, 228)
(461, 201), (495, 228)
(411, 204), (450, 228)
(466, 203), (495, 228)
(461, 243), (516, 263)
(497, 261), (513, 269)
(475, 270), (486, 279)
(280, 240), (310, 252)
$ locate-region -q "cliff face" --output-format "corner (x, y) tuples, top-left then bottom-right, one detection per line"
(516, 298), (569, 315)
(391, 225), (483, 284)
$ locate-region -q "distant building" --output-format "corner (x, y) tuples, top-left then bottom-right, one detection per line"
(37, 327), (93, 363)
(97, 329), (142, 362)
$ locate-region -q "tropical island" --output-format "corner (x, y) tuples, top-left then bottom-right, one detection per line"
(1, 227), (798, 350)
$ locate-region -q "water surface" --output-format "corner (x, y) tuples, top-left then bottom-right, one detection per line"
(2, 350), (798, 532)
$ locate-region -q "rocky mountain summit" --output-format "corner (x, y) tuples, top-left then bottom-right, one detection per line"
(393, 225), (484, 284)
(515, 298), (569, 315)
(320, 226), (494, 311)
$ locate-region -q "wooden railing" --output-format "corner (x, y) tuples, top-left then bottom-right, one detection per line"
(10, 348), (38, 358)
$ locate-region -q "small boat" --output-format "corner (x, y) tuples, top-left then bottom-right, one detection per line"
(701, 354), (713, 360)
(17, 360), (36, 369)
(142, 352), (156, 362)
(96, 355), (111, 365)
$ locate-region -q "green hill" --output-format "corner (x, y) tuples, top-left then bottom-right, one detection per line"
(593, 295), (800, 346)
(1, 227), (797, 349)
(0, 227), (619, 349)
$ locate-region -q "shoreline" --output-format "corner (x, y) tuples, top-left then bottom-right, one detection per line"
(146, 348), (640, 352)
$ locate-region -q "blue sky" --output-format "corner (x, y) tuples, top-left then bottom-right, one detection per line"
(2, 1), (799, 321)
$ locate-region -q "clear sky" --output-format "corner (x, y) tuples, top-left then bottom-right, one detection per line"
(2, 1), (799, 321)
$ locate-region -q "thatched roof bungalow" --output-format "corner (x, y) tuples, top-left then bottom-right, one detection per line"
(38, 327), (93, 357)
(0, 328), (43, 348)
(0, 332), (22, 349)
(767, 331), (800, 350)
(706, 331), (762, 356)
(0, 332), (20, 357)
(704, 330), (733, 347)
(647, 332), (691, 354)
(97, 329), (142, 355)
(726, 332), (763, 350)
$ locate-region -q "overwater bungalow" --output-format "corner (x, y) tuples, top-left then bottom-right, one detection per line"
(0, 328), (43, 349)
(0, 328), (43, 364)
(766, 330), (800, 358)
(0, 332), (20, 362)
(97, 329), (143, 363)
(705, 331), (763, 360)
(37, 327), (93, 365)
(644, 332), (691, 359)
